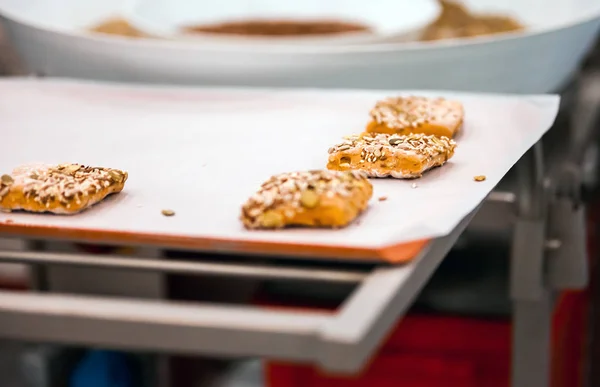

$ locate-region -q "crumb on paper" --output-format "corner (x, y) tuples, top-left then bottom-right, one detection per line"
(378, 196), (388, 202)
(137, 204), (143, 208)
(4, 219), (13, 224)
(411, 183), (418, 189)
(474, 175), (487, 182)
(161, 209), (175, 217)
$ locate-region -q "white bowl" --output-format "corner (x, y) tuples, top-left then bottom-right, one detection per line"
(125, 0), (441, 44)
(1, 0), (600, 93)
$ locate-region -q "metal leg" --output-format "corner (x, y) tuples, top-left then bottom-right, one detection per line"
(511, 71), (600, 387)
(512, 298), (553, 387)
(510, 143), (552, 387)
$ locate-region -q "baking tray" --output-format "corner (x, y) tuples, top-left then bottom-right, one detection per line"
(0, 78), (559, 262)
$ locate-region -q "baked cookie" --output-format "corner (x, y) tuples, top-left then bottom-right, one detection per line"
(241, 170), (372, 229)
(0, 163), (128, 214)
(366, 96), (464, 138)
(327, 133), (456, 179)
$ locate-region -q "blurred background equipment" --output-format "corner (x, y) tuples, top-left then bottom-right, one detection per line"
(0, 0), (598, 91)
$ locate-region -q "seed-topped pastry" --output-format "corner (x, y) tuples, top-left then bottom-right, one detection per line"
(0, 163), (128, 215)
(366, 96), (464, 138)
(241, 170), (372, 229)
(327, 133), (457, 179)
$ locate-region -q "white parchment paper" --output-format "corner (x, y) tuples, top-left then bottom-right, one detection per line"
(0, 78), (559, 249)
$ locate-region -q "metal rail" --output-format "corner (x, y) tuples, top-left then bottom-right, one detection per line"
(0, 250), (368, 283)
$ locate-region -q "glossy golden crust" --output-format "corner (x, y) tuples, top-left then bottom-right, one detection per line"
(0, 164), (128, 215)
(366, 96), (464, 138)
(241, 170), (373, 229)
(327, 133), (456, 179)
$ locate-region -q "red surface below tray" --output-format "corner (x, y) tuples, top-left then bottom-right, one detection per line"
(258, 289), (589, 387)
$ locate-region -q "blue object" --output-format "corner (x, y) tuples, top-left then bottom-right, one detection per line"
(70, 350), (133, 387)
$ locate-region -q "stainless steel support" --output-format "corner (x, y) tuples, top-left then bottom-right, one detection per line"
(546, 200), (588, 289)
(316, 209), (479, 373)
(512, 298), (553, 387)
(510, 143), (552, 387)
(0, 291), (330, 360)
(0, 210), (479, 373)
(544, 72), (600, 291)
(568, 71), (600, 169)
(0, 250), (367, 284)
(510, 72), (599, 387)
